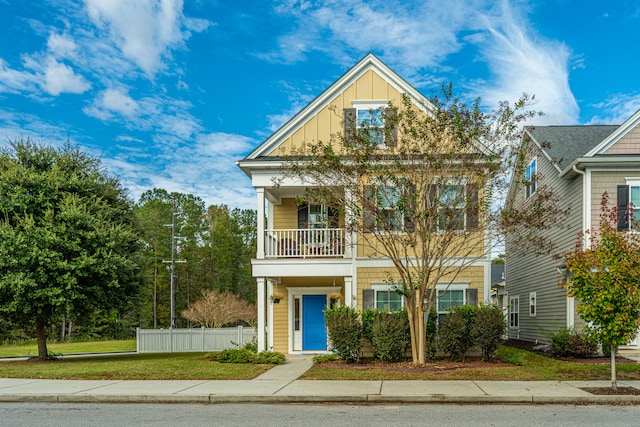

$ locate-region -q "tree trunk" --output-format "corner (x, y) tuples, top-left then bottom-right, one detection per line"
(406, 294), (418, 363)
(36, 322), (48, 359)
(611, 346), (617, 391)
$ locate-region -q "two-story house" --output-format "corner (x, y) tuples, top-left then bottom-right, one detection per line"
(505, 110), (640, 347)
(237, 54), (492, 354)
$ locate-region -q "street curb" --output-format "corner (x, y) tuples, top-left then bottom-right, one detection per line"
(2, 394), (640, 405)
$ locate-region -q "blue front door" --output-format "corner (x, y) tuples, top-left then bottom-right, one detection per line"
(302, 295), (327, 350)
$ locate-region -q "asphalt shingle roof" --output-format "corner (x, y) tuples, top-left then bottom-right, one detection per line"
(525, 125), (619, 169)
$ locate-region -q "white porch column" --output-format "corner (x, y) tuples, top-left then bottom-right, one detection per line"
(267, 279), (274, 351)
(256, 277), (266, 351)
(344, 276), (354, 307)
(257, 187), (265, 259)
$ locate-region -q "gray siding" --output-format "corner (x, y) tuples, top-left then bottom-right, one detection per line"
(505, 145), (583, 343)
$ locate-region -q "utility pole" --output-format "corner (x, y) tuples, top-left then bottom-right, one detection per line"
(163, 197), (186, 329)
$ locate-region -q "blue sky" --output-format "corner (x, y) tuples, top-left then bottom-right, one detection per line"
(1, 0), (639, 209)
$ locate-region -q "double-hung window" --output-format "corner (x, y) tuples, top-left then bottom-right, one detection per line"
(438, 184), (466, 231)
(529, 292), (536, 317)
(509, 296), (519, 328)
(378, 185), (403, 231)
(357, 108), (384, 146)
(435, 285), (467, 324)
(344, 101), (395, 148)
(525, 158), (537, 198)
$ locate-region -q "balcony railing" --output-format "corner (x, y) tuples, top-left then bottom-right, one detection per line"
(265, 228), (345, 258)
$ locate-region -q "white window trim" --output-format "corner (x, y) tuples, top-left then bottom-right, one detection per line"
(371, 282), (404, 310)
(435, 177), (470, 233)
(509, 295), (519, 328)
(351, 100), (390, 148)
(369, 178), (410, 234)
(625, 178), (640, 231)
(529, 292), (536, 317)
(525, 158), (537, 198)
(435, 283), (468, 314)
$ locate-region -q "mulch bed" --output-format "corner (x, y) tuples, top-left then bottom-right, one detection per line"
(582, 387), (640, 396)
(318, 358), (511, 372)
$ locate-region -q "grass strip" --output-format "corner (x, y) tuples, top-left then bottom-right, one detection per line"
(0, 353), (272, 380)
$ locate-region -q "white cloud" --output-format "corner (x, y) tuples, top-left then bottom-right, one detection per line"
(47, 33), (79, 60)
(268, 0), (579, 125)
(84, 0), (208, 75)
(41, 58), (91, 96)
(0, 59), (37, 94)
(587, 94), (640, 125)
(471, 2), (579, 125)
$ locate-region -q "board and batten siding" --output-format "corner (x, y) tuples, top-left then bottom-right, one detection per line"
(506, 143), (584, 343)
(269, 69), (404, 157)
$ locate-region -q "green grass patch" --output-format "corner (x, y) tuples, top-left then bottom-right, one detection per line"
(299, 345), (640, 381)
(0, 339), (136, 357)
(0, 353), (272, 380)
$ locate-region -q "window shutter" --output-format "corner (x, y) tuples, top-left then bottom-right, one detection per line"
(363, 185), (375, 232)
(344, 108), (356, 143)
(618, 185), (629, 231)
(384, 107), (397, 147)
(466, 183), (479, 231)
(403, 183), (416, 232)
(362, 289), (375, 310)
(427, 184), (438, 231)
(466, 288), (478, 307)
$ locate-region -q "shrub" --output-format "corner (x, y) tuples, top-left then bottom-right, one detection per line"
(438, 305), (477, 361)
(254, 351), (286, 364)
(472, 304), (506, 361)
(324, 306), (362, 362)
(313, 353), (339, 363)
(209, 348), (286, 364)
(210, 348), (256, 363)
(550, 327), (597, 358)
(370, 309), (410, 362)
(425, 308), (438, 360)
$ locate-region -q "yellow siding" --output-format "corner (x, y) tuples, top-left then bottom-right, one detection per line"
(356, 266), (485, 311)
(270, 70), (405, 157)
(273, 198), (299, 229)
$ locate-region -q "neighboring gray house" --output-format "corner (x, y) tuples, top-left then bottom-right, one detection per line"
(505, 109), (640, 347)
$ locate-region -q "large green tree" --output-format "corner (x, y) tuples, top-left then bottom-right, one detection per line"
(562, 194), (640, 390)
(0, 140), (140, 359)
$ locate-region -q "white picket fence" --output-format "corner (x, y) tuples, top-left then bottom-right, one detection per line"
(136, 326), (256, 353)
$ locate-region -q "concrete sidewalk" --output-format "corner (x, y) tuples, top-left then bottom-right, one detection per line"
(2, 354), (640, 404)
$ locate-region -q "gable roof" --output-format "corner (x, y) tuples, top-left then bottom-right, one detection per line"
(585, 109), (640, 156)
(241, 53), (434, 161)
(524, 125), (619, 173)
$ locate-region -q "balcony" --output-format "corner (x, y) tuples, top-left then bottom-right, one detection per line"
(265, 228), (345, 259)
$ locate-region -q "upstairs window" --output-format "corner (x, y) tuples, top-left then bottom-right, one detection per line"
(432, 180), (479, 232)
(364, 182), (415, 233)
(525, 158), (537, 198)
(617, 183), (640, 231)
(438, 184), (466, 231)
(357, 108), (384, 146)
(344, 102), (396, 147)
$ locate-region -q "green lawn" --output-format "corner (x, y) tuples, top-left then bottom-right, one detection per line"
(1, 344), (639, 381)
(0, 339), (136, 357)
(0, 353), (271, 380)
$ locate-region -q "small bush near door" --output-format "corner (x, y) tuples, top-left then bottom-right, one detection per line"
(549, 327), (597, 358)
(324, 306), (362, 362)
